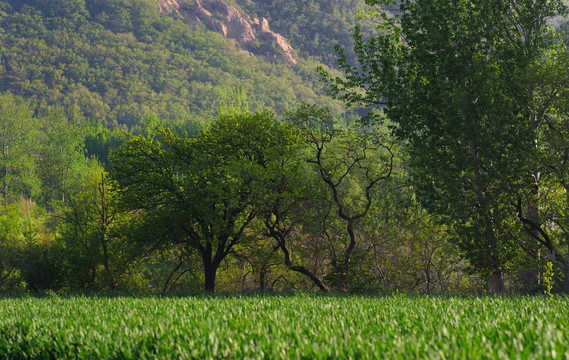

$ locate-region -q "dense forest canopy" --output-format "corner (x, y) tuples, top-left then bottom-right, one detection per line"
(0, 0), (348, 129)
(1, 0), (569, 294)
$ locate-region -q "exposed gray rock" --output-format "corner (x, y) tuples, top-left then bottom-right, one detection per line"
(157, 0), (181, 13)
(158, 0), (297, 64)
(194, 0), (229, 36)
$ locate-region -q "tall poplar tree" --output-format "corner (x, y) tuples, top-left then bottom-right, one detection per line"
(322, 0), (567, 291)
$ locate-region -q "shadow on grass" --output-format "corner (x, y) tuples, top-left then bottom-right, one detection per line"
(2, 288), (562, 300)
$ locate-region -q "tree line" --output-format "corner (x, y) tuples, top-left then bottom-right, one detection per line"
(0, 90), (465, 293)
(2, 0), (569, 294)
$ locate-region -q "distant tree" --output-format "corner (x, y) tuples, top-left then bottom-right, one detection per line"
(0, 196), (59, 291)
(57, 168), (127, 290)
(27, 0), (89, 20)
(84, 122), (127, 168)
(0, 92), (39, 202)
(0, 201), (29, 290)
(37, 113), (91, 208)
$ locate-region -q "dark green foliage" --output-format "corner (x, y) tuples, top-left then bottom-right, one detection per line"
(323, 0), (569, 290)
(27, 0), (89, 20)
(84, 123), (127, 167)
(110, 108), (301, 292)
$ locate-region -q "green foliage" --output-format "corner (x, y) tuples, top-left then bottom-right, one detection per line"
(544, 261), (554, 298)
(110, 108), (301, 292)
(0, 91), (132, 292)
(0, 197), (58, 291)
(1, 294), (568, 358)
(56, 167), (141, 291)
(0, 92), (39, 201)
(0, 91), (476, 294)
(286, 104), (395, 291)
(0, 92), (97, 208)
(0, 0), (343, 128)
(323, 0), (569, 288)
(7, 0), (567, 294)
(520, 44), (569, 291)
(84, 122), (127, 167)
(0, 203), (29, 291)
(37, 112), (92, 209)
(28, 0), (89, 20)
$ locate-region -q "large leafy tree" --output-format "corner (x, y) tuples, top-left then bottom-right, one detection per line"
(322, 0), (567, 291)
(110, 109), (299, 292)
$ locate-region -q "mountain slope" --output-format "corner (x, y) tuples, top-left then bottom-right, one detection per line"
(0, 0), (343, 128)
(236, 0), (376, 67)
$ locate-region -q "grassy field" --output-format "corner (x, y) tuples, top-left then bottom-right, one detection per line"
(0, 293), (567, 359)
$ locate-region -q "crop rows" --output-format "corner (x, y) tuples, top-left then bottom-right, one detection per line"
(0, 294), (567, 359)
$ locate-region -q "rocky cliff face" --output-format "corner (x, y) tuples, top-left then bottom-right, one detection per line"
(157, 0), (180, 13)
(157, 0), (297, 65)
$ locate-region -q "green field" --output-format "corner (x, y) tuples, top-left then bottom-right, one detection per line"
(0, 293), (567, 359)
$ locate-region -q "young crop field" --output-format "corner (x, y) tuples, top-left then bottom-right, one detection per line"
(0, 293), (567, 359)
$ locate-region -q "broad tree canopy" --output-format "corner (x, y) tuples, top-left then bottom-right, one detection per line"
(110, 109), (299, 292)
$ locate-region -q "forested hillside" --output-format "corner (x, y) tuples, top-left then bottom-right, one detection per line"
(0, 0), (347, 129)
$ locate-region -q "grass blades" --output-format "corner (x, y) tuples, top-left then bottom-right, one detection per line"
(0, 294), (567, 359)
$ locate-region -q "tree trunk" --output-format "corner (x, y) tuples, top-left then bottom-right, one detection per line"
(529, 170), (541, 286)
(101, 239), (115, 290)
(259, 265), (267, 291)
(337, 219), (357, 293)
(489, 269), (504, 294)
(2, 162), (7, 202)
(564, 229), (569, 290)
(204, 262), (217, 293)
(337, 271), (347, 292)
(565, 185), (569, 291)
(266, 221), (330, 292)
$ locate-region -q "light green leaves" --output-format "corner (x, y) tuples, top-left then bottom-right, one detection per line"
(1, 294), (568, 358)
(109, 109), (302, 291)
